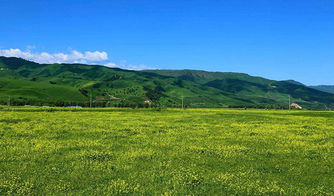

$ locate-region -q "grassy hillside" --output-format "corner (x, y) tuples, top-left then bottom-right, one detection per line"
(0, 56), (333, 109)
(310, 85), (334, 94)
(0, 79), (86, 104)
(145, 69), (334, 109)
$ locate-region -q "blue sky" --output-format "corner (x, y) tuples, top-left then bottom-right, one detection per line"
(0, 0), (333, 85)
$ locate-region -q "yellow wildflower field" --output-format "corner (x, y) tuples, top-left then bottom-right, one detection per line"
(0, 108), (333, 195)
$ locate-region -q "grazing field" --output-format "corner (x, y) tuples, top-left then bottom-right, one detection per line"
(0, 108), (333, 195)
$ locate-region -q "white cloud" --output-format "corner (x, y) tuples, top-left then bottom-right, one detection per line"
(126, 64), (153, 70)
(0, 47), (154, 70)
(105, 60), (154, 70)
(105, 62), (117, 67)
(0, 48), (108, 64)
(85, 51), (108, 62)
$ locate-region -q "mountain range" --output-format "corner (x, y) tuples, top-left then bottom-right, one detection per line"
(310, 85), (334, 94)
(0, 56), (333, 109)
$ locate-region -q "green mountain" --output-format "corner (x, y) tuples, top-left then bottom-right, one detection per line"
(0, 56), (333, 109)
(283, 80), (305, 86)
(309, 85), (334, 94)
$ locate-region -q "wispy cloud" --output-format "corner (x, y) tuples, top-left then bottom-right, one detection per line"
(0, 48), (108, 64)
(105, 60), (154, 70)
(105, 62), (117, 67)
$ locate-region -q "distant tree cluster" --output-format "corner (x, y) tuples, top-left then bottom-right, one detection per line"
(228, 104), (289, 110)
(144, 85), (165, 101)
(1, 96), (332, 110)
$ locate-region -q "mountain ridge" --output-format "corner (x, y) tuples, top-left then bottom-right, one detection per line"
(310, 85), (334, 94)
(0, 56), (333, 109)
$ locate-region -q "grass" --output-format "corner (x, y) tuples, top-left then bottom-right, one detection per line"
(0, 108), (333, 195)
(0, 79), (87, 103)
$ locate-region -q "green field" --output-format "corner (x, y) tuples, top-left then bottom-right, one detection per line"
(0, 108), (333, 195)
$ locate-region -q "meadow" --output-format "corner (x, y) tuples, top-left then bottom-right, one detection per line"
(0, 107), (333, 195)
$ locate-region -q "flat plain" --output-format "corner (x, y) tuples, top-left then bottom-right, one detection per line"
(0, 108), (333, 195)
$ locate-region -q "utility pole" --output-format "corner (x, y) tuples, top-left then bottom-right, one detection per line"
(89, 93), (93, 108)
(7, 96), (10, 107)
(288, 95), (291, 110)
(181, 95), (184, 109)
